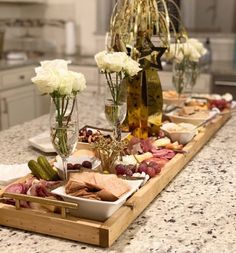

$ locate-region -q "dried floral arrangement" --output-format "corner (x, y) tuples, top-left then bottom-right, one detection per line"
(92, 137), (128, 173)
(108, 0), (187, 60)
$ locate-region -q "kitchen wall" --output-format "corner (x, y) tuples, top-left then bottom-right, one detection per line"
(1, 0), (236, 61)
(1, 0), (98, 56)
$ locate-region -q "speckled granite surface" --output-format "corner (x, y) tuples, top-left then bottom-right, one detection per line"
(0, 90), (235, 252)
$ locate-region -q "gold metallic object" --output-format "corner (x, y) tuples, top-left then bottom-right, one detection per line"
(109, 0), (185, 138)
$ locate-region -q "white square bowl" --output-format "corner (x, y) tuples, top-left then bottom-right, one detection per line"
(161, 122), (198, 145)
(165, 109), (218, 125)
(51, 179), (143, 221)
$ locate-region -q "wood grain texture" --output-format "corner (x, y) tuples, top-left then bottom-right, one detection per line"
(0, 113), (231, 247)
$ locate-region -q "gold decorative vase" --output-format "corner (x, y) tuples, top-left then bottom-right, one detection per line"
(124, 68), (163, 138)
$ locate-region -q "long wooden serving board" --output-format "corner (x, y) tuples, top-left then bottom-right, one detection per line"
(0, 112), (231, 247)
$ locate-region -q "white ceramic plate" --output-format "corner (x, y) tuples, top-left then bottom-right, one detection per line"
(52, 178), (143, 221)
(28, 131), (55, 153)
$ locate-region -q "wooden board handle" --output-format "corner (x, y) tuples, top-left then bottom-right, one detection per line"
(3, 193), (79, 218)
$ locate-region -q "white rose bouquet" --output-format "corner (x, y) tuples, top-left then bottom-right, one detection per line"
(166, 38), (207, 63)
(32, 59), (86, 97)
(32, 59), (86, 160)
(95, 51), (141, 104)
(95, 51), (141, 140)
(165, 38), (207, 94)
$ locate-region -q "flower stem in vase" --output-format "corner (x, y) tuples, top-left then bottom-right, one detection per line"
(62, 157), (68, 181)
(113, 119), (121, 141)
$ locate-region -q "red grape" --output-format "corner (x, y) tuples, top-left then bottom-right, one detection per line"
(148, 161), (161, 174)
(138, 162), (148, 174)
(146, 167), (156, 178)
(67, 163), (74, 170)
(115, 164), (126, 175)
(125, 168), (133, 177)
(82, 161), (92, 169)
(73, 163), (82, 170)
(126, 164), (137, 173)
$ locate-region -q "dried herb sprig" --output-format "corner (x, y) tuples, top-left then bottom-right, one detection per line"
(92, 136), (128, 173)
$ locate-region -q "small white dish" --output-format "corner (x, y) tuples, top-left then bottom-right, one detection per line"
(161, 122), (197, 144)
(77, 126), (130, 150)
(28, 131), (55, 153)
(51, 179), (143, 221)
(54, 155), (101, 173)
(165, 109), (218, 125)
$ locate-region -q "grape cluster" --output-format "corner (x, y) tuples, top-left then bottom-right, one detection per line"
(115, 161), (161, 178)
(208, 99), (229, 111)
(67, 160), (92, 171)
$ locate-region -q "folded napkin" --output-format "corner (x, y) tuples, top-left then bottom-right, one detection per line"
(0, 163), (30, 186)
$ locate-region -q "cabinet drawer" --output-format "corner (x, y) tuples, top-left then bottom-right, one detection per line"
(1, 66), (35, 90)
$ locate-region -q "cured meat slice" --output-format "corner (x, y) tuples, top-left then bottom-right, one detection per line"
(144, 157), (168, 168)
(152, 149), (175, 160)
(5, 183), (25, 194)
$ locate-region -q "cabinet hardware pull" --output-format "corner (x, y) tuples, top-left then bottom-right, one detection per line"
(2, 97), (8, 114)
(19, 75), (25, 80)
(215, 81), (236, 86)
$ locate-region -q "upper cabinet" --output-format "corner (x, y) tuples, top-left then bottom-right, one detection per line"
(0, 0), (46, 4)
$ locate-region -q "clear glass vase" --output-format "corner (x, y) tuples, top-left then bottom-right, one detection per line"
(185, 61), (200, 94)
(49, 95), (79, 180)
(172, 60), (188, 96)
(104, 80), (127, 141)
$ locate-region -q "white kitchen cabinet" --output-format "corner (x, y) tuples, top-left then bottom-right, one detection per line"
(0, 65), (49, 130)
(158, 71), (212, 93)
(0, 0), (46, 4)
(0, 85), (36, 129)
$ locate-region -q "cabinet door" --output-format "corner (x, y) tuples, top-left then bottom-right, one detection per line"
(0, 85), (36, 130)
(34, 87), (50, 117)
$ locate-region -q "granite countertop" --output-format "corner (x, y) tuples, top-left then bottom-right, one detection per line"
(1, 52), (236, 76)
(0, 89), (236, 252)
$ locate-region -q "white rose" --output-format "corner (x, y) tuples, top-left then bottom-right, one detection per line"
(104, 52), (127, 72)
(69, 71), (86, 92)
(175, 44), (185, 63)
(188, 45), (201, 62)
(32, 67), (61, 94)
(188, 39), (207, 57)
(94, 51), (107, 70)
(40, 59), (71, 71)
(57, 70), (74, 95)
(166, 43), (184, 62)
(124, 58), (142, 76)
